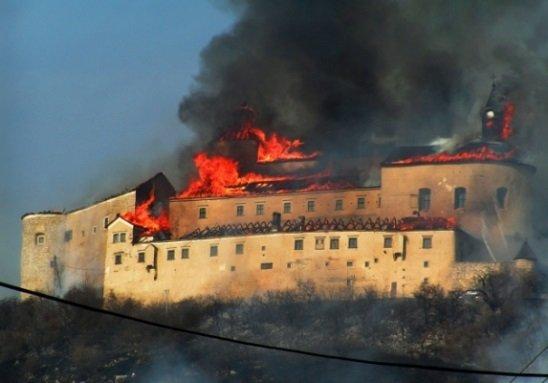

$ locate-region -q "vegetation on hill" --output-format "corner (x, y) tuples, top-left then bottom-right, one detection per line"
(0, 268), (544, 382)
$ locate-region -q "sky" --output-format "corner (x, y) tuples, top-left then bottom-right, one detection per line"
(0, 1), (237, 296)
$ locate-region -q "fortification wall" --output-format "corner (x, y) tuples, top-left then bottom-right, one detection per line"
(380, 162), (534, 256)
(169, 187), (382, 238)
(103, 221), (457, 303)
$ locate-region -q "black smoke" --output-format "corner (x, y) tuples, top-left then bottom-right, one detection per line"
(179, 0), (548, 232)
(180, 1), (547, 151)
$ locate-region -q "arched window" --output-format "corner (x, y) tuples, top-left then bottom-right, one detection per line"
(454, 187), (466, 209)
(496, 187), (508, 208)
(418, 188), (431, 212)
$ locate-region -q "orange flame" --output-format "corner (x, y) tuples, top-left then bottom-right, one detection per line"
(392, 145), (516, 165)
(179, 153), (290, 198)
(122, 190), (170, 235)
(500, 102), (515, 141)
(224, 120), (320, 163)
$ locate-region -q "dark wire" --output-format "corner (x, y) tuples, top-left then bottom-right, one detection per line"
(1, 281), (546, 379)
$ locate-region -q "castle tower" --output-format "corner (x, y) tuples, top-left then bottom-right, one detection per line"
(481, 80), (512, 141)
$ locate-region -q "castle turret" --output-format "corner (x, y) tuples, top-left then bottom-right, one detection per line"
(481, 80), (513, 141)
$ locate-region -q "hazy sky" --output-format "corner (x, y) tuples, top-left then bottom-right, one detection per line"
(0, 1), (236, 296)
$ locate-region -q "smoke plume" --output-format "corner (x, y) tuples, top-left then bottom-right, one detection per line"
(179, 0), (548, 231)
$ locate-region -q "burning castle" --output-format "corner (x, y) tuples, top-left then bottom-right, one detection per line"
(21, 85), (537, 302)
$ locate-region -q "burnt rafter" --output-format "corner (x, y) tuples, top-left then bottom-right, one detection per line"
(180, 216), (457, 240)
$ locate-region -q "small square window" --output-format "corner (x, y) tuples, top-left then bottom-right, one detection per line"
(167, 249), (175, 261)
(64, 230), (73, 242)
(210, 245), (218, 257)
(383, 236), (393, 248)
(423, 277), (429, 283)
(294, 239), (304, 251)
(423, 261), (429, 268)
(348, 237), (358, 249)
(315, 237), (325, 250)
(335, 199), (343, 211)
(357, 197), (365, 209)
(256, 204), (265, 216)
(307, 200), (315, 212)
(103, 217), (109, 229)
(230, 266), (236, 272)
(287, 262), (292, 269)
(374, 258), (379, 263)
(261, 245), (266, 251)
(120, 232), (126, 243)
(329, 238), (339, 250)
(199, 207), (207, 219)
(365, 261), (370, 267)
(137, 252), (145, 263)
(181, 248), (190, 259)
(260, 262), (273, 270)
(92, 226), (97, 234)
(113, 233), (119, 243)
(236, 243), (244, 255)
(35, 233), (45, 245)
(236, 205), (244, 217)
(422, 237), (432, 249)
(114, 253), (122, 265)
(283, 202), (292, 214)
(347, 261), (354, 267)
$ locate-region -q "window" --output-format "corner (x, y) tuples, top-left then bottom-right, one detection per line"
(423, 261), (429, 268)
(315, 237), (325, 250)
(365, 261), (370, 267)
(423, 277), (429, 283)
(181, 248), (190, 259)
(260, 262), (273, 270)
(287, 262), (292, 269)
(418, 188), (431, 212)
(119, 232), (126, 243)
(198, 207), (207, 219)
(113, 233), (119, 243)
(64, 230), (73, 242)
(230, 266), (236, 272)
(256, 203), (265, 216)
(81, 230), (85, 237)
(496, 187), (508, 208)
(383, 236), (393, 248)
(114, 253), (122, 265)
(347, 261), (354, 267)
(209, 245), (218, 257)
(137, 252), (145, 263)
(335, 199), (343, 211)
(235, 243), (244, 255)
(167, 249), (175, 261)
(329, 237), (339, 250)
(103, 217), (109, 229)
(92, 226), (97, 234)
(454, 187), (466, 209)
(422, 236), (432, 249)
(294, 239), (304, 251)
(357, 197), (365, 209)
(374, 258), (379, 263)
(307, 200), (315, 212)
(35, 233), (45, 245)
(236, 205), (244, 217)
(348, 237), (358, 249)
(283, 201), (292, 214)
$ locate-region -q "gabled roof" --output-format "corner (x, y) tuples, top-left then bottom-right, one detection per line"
(514, 241), (537, 261)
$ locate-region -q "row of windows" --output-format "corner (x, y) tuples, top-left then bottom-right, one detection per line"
(198, 197), (367, 219)
(417, 187), (508, 211)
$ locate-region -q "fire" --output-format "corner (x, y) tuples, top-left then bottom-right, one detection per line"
(179, 153), (290, 198)
(223, 120), (320, 163)
(391, 144), (516, 165)
(500, 102), (515, 141)
(122, 190), (170, 235)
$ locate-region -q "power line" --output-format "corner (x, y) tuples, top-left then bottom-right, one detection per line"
(1, 281), (547, 379)
(509, 345), (548, 383)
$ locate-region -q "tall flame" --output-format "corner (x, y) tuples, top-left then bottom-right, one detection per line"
(500, 101), (515, 141)
(122, 190), (170, 235)
(223, 120), (320, 163)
